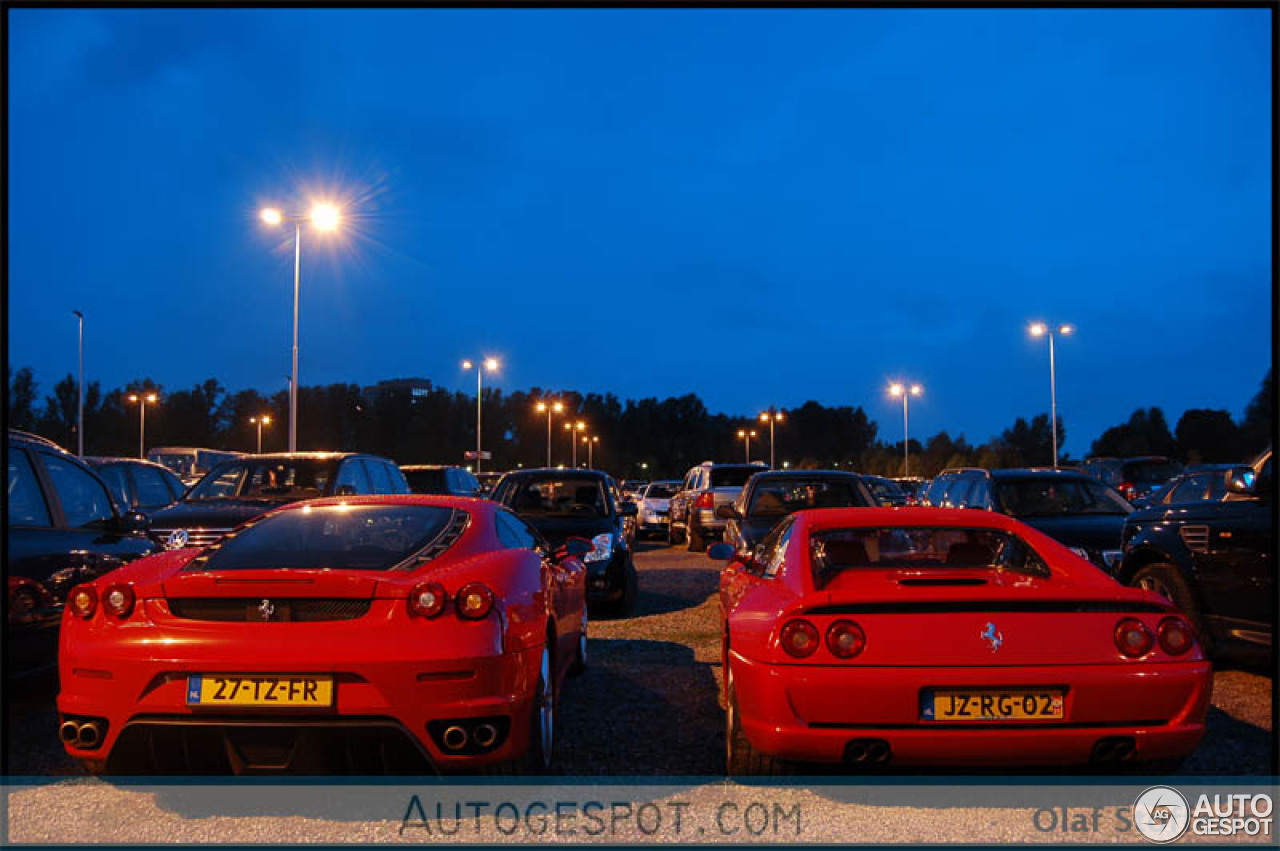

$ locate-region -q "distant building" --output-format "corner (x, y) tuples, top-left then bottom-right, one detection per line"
(362, 378), (435, 404)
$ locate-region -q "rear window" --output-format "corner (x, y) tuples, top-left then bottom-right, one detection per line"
(645, 483), (678, 499)
(404, 468), (448, 494)
(1123, 459), (1184, 484)
(995, 477), (1131, 516)
(810, 526), (1049, 589)
(747, 478), (868, 516)
(709, 466), (760, 488)
(506, 478), (607, 517)
(192, 504), (463, 572)
(187, 459), (335, 500)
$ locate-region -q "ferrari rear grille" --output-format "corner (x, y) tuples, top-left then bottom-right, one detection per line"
(168, 598), (372, 622)
(1178, 525), (1210, 554)
(149, 528), (232, 549)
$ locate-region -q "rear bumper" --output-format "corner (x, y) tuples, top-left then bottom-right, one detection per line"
(729, 650), (1212, 767)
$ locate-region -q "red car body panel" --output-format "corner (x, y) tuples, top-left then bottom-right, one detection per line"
(720, 507), (1212, 768)
(57, 495), (586, 773)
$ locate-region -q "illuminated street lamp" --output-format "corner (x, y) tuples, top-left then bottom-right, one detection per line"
(737, 429), (756, 464)
(581, 434), (600, 469)
(564, 420), (586, 467)
(888, 382), (923, 477)
(126, 393), (159, 459)
(535, 400), (565, 466)
(259, 201), (343, 452)
(758, 409), (785, 468)
(1029, 322), (1074, 468)
(462, 357), (500, 472)
(249, 414), (272, 453)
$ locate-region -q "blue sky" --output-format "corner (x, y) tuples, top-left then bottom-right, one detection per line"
(7, 8), (1271, 456)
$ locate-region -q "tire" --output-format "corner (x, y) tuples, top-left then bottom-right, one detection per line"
(725, 668), (786, 777)
(1130, 562), (1213, 655)
(668, 516), (685, 546)
(517, 646), (555, 773)
(687, 520), (706, 552)
(570, 608), (588, 675)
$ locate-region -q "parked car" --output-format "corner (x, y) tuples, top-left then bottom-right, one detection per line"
(86, 457), (186, 513)
(919, 468), (987, 507)
(146, 447), (243, 487)
(620, 479), (648, 500)
(401, 464), (483, 497)
(718, 470), (876, 554)
(6, 429), (154, 674)
(946, 468), (1133, 573)
(669, 462), (767, 552)
(1146, 464), (1251, 506)
(145, 453), (410, 551)
(491, 469), (639, 615)
(475, 471), (504, 497)
(892, 477), (928, 505)
(710, 507), (1209, 773)
(1082, 456), (1185, 505)
(1116, 449), (1272, 658)
(862, 475), (909, 507)
(56, 494), (587, 774)
(634, 480), (681, 539)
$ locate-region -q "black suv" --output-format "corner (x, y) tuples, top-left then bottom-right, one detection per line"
(491, 468), (639, 615)
(943, 467), (1134, 573)
(1117, 449), (1272, 658)
(400, 464), (483, 497)
(6, 430), (155, 673)
(145, 452), (410, 550)
(718, 470), (876, 554)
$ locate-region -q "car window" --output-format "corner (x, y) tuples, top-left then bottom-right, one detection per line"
(966, 478), (991, 509)
(8, 449), (51, 527)
(132, 464), (177, 509)
(924, 475), (951, 505)
(458, 470), (480, 495)
(334, 459), (373, 494)
(42, 453), (115, 527)
(810, 526), (1049, 588)
(943, 477), (974, 506)
(95, 464), (132, 509)
(1124, 458), (1184, 485)
(160, 468), (186, 501)
(509, 478), (606, 517)
(1165, 474), (1209, 504)
(747, 478), (867, 516)
(387, 463), (412, 494)
(761, 518), (795, 578)
(194, 466), (244, 499)
(495, 510), (539, 550)
(361, 459), (393, 493)
(995, 477), (1132, 516)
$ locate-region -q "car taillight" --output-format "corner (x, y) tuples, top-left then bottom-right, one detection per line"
(1157, 617), (1194, 655)
(408, 582), (447, 618)
(1114, 617), (1154, 658)
(1118, 482), (1136, 500)
(69, 586), (97, 619)
(102, 584), (135, 619)
(455, 583), (494, 620)
(825, 619), (866, 659)
(695, 492), (714, 509)
(780, 619), (819, 658)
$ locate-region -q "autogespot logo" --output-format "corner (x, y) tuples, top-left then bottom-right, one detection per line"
(1134, 786), (1191, 844)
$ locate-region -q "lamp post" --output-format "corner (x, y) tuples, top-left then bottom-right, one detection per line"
(582, 435), (599, 469)
(888, 382), (923, 477)
(565, 420), (585, 467)
(72, 310), (84, 457)
(758, 409), (784, 468)
(249, 415), (272, 453)
(259, 201), (342, 452)
(1029, 322), (1073, 468)
(737, 429), (756, 463)
(535, 400), (564, 466)
(462, 358), (499, 472)
(126, 393), (158, 459)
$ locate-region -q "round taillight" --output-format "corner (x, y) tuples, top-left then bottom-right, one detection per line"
(780, 619), (819, 658)
(1114, 617), (1155, 658)
(69, 586), (98, 619)
(1157, 617), (1194, 656)
(102, 584), (135, 619)
(408, 582), (447, 618)
(825, 619), (866, 659)
(455, 583), (494, 620)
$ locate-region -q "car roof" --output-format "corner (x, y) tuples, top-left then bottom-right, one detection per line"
(229, 452), (362, 461)
(988, 468), (1095, 481)
(86, 456), (182, 472)
(502, 467), (608, 479)
(400, 464), (463, 472)
(7, 428), (67, 452)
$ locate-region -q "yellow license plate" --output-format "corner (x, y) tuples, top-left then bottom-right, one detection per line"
(186, 675), (333, 707)
(930, 689), (1064, 721)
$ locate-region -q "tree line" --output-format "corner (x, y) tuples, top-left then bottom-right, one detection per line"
(7, 366), (1271, 481)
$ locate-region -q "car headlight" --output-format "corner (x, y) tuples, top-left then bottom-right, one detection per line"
(585, 533), (614, 563)
(1102, 549), (1123, 570)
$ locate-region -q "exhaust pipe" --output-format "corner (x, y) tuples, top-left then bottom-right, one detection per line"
(867, 740), (890, 764)
(846, 742), (867, 763)
(473, 723), (498, 749)
(1092, 736), (1135, 763)
(78, 721), (102, 749)
(59, 721), (81, 745)
(441, 725), (468, 751)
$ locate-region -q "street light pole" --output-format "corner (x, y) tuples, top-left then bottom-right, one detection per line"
(536, 401), (564, 467)
(463, 358), (499, 472)
(1030, 322), (1073, 469)
(72, 310), (84, 456)
(127, 393), (157, 459)
(758, 409), (784, 468)
(888, 383), (923, 477)
(583, 435), (599, 469)
(250, 415), (271, 453)
(737, 429), (755, 463)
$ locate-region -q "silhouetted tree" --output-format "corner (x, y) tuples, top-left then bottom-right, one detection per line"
(1175, 409), (1242, 464)
(1090, 408), (1176, 458)
(1240, 368), (1273, 455)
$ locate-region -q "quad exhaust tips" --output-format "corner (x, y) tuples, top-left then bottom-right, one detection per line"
(1091, 736), (1136, 763)
(441, 725), (469, 751)
(59, 718), (105, 749)
(844, 738), (891, 767)
(473, 723), (499, 749)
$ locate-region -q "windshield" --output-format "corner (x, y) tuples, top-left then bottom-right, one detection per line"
(403, 469), (448, 495)
(747, 478), (867, 516)
(810, 526), (1049, 589)
(1124, 459), (1184, 484)
(192, 504), (461, 571)
(865, 478), (905, 501)
(508, 478), (608, 517)
(149, 452), (197, 477)
(995, 478), (1131, 516)
(645, 483), (679, 499)
(187, 459), (336, 501)
(709, 467), (760, 488)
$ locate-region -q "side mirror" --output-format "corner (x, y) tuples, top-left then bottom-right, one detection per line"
(115, 510), (150, 534)
(618, 501), (639, 517)
(715, 504), (740, 521)
(556, 536), (593, 561)
(1226, 467), (1256, 495)
(707, 542), (736, 561)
